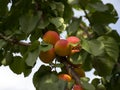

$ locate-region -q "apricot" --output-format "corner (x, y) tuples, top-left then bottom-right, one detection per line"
(67, 36), (80, 54)
(39, 48), (55, 63)
(54, 39), (70, 56)
(58, 74), (72, 82)
(43, 30), (60, 45)
(73, 84), (84, 90)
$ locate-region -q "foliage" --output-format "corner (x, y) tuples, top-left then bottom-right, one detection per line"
(0, 0), (120, 90)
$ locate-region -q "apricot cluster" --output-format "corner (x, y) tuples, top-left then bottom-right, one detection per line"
(39, 30), (81, 63)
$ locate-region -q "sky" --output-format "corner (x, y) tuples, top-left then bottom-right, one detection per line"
(0, 0), (120, 90)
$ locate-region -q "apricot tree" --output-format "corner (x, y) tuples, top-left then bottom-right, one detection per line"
(0, 0), (120, 90)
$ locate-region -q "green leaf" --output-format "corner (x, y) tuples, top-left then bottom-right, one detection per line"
(96, 84), (106, 90)
(63, 2), (73, 23)
(91, 12), (118, 25)
(81, 79), (95, 90)
(50, 17), (64, 28)
(82, 52), (93, 71)
(49, 17), (66, 31)
(88, 2), (108, 12)
(79, 0), (90, 8)
(67, 17), (81, 36)
(0, 0), (9, 16)
(36, 74), (67, 90)
(19, 11), (42, 34)
(40, 42), (53, 52)
(33, 65), (52, 88)
(92, 55), (116, 76)
(9, 56), (23, 74)
(97, 36), (119, 61)
(106, 30), (120, 44)
(2, 51), (13, 66)
(91, 78), (100, 88)
(50, 2), (64, 17)
(25, 41), (40, 66)
(81, 39), (104, 56)
(0, 50), (4, 66)
(37, 17), (49, 29)
(0, 40), (7, 49)
(68, 0), (79, 5)
(90, 3), (118, 25)
(70, 50), (89, 66)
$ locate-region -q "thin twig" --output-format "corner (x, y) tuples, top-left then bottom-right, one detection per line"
(0, 33), (31, 46)
(79, 23), (92, 38)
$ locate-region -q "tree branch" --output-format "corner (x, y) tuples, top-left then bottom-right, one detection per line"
(0, 33), (31, 46)
(57, 56), (82, 85)
(79, 23), (93, 38)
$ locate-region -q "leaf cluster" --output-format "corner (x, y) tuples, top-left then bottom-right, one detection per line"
(0, 0), (120, 90)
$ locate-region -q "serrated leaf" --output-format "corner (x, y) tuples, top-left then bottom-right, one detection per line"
(19, 11), (42, 34)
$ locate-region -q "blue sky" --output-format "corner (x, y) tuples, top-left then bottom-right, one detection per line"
(0, 0), (120, 90)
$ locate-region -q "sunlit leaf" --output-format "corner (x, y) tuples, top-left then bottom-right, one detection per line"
(81, 39), (104, 56)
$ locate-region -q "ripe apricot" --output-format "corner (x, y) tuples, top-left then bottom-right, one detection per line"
(73, 84), (84, 90)
(39, 48), (55, 63)
(54, 39), (70, 56)
(58, 74), (72, 82)
(67, 36), (80, 54)
(43, 30), (60, 45)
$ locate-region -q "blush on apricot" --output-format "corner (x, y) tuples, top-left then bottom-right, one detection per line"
(43, 30), (60, 45)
